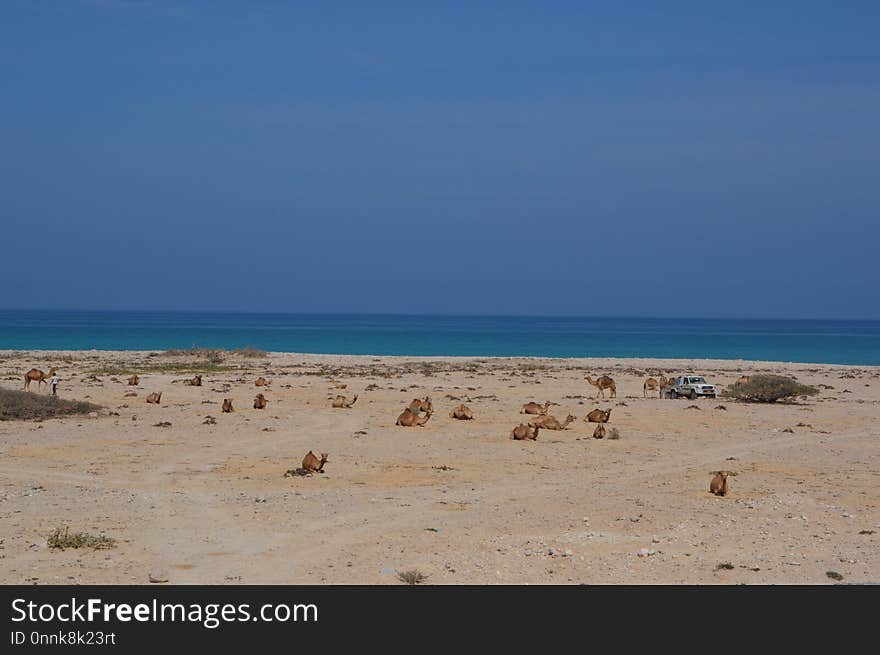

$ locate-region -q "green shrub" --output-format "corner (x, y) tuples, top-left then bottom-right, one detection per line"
(723, 374), (818, 403)
(48, 527), (116, 550)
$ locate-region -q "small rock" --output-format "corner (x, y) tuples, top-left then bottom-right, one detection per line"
(88, 412), (98, 418)
(638, 548), (656, 557)
(148, 570), (169, 583)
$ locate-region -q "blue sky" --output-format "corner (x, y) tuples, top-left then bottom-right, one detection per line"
(2, 1), (878, 318)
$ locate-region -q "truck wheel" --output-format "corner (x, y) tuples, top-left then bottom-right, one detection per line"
(709, 394), (716, 399)
(689, 390), (697, 400)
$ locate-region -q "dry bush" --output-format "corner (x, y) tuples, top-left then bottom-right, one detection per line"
(723, 374), (818, 403)
(48, 527), (116, 550)
(0, 388), (101, 421)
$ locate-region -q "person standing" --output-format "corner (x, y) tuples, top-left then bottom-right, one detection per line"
(49, 373), (59, 396)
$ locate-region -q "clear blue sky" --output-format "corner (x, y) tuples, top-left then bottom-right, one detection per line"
(3, 1), (878, 318)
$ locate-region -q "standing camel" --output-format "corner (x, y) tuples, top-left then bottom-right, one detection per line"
(24, 367), (55, 391)
(643, 377), (660, 398)
(585, 375), (617, 400)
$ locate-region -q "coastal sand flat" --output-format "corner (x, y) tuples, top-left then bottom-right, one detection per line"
(0, 351), (878, 584)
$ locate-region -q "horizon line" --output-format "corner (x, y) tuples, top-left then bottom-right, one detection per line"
(1, 307), (879, 323)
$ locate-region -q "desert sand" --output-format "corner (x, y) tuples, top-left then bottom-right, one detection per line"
(0, 350), (878, 584)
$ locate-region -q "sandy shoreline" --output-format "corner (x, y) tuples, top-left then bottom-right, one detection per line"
(1, 350), (878, 584)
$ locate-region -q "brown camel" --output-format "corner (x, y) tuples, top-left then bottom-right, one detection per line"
(511, 423), (540, 441)
(530, 414), (576, 430)
(585, 408), (612, 423)
(127, 375), (139, 386)
(585, 375), (617, 399)
(520, 400), (555, 415)
(253, 393), (267, 410)
(709, 471), (734, 496)
(301, 451), (328, 473)
(450, 404), (474, 420)
(221, 398), (234, 413)
(593, 424), (606, 439)
(331, 394), (358, 408)
(643, 377), (659, 398)
(255, 377), (269, 387)
(734, 375), (750, 386)
(146, 392), (162, 404)
(183, 374), (202, 386)
(24, 367), (55, 391)
(396, 408), (433, 427)
(407, 397), (433, 413)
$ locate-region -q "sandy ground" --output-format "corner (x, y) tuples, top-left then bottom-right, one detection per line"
(0, 350), (878, 585)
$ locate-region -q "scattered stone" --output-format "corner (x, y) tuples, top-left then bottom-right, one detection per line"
(826, 571), (844, 581)
(638, 548), (656, 557)
(148, 570), (169, 583)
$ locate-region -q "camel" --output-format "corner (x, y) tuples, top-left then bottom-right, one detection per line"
(511, 423), (540, 441)
(530, 414), (576, 430)
(183, 374), (202, 386)
(585, 408), (612, 423)
(407, 397), (433, 413)
(735, 375), (750, 386)
(222, 398), (234, 413)
(24, 367), (55, 391)
(255, 377), (269, 387)
(643, 377), (659, 398)
(593, 424), (606, 439)
(520, 400), (555, 415)
(709, 471), (734, 496)
(146, 392), (162, 404)
(450, 404), (474, 420)
(127, 375), (139, 386)
(585, 375), (617, 399)
(253, 393), (267, 410)
(396, 408), (433, 427)
(331, 394), (358, 408)
(301, 451), (328, 473)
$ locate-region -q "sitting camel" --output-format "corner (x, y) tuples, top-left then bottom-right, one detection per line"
(530, 414), (576, 430)
(221, 398), (234, 413)
(331, 394), (358, 408)
(183, 374), (202, 386)
(592, 424), (606, 439)
(255, 377), (269, 387)
(396, 408), (433, 427)
(709, 471), (735, 496)
(408, 397), (433, 413)
(520, 400), (555, 415)
(285, 451), (329, 477)
(511, 423), (540, 441)
(127, 374), (139, 386)
(585, 375), (617, 400)
(585, 408), (612, 423)
(146, 392), (162, 404)
(643, 377), (659, 398)
(24, 367), (55, 391)
(253, 393), (267, 410)
(302, 451), (328, 473)
(450, 404), (474, 420)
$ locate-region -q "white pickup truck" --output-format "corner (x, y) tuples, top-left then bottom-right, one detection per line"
(664, 375), (717, 399)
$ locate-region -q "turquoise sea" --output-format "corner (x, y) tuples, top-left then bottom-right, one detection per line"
(0, 311), (878, 365)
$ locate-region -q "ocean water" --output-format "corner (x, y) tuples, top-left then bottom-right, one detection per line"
(0, 310), (878, 365)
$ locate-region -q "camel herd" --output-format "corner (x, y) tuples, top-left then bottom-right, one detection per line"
(19, 365), (738, 495)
